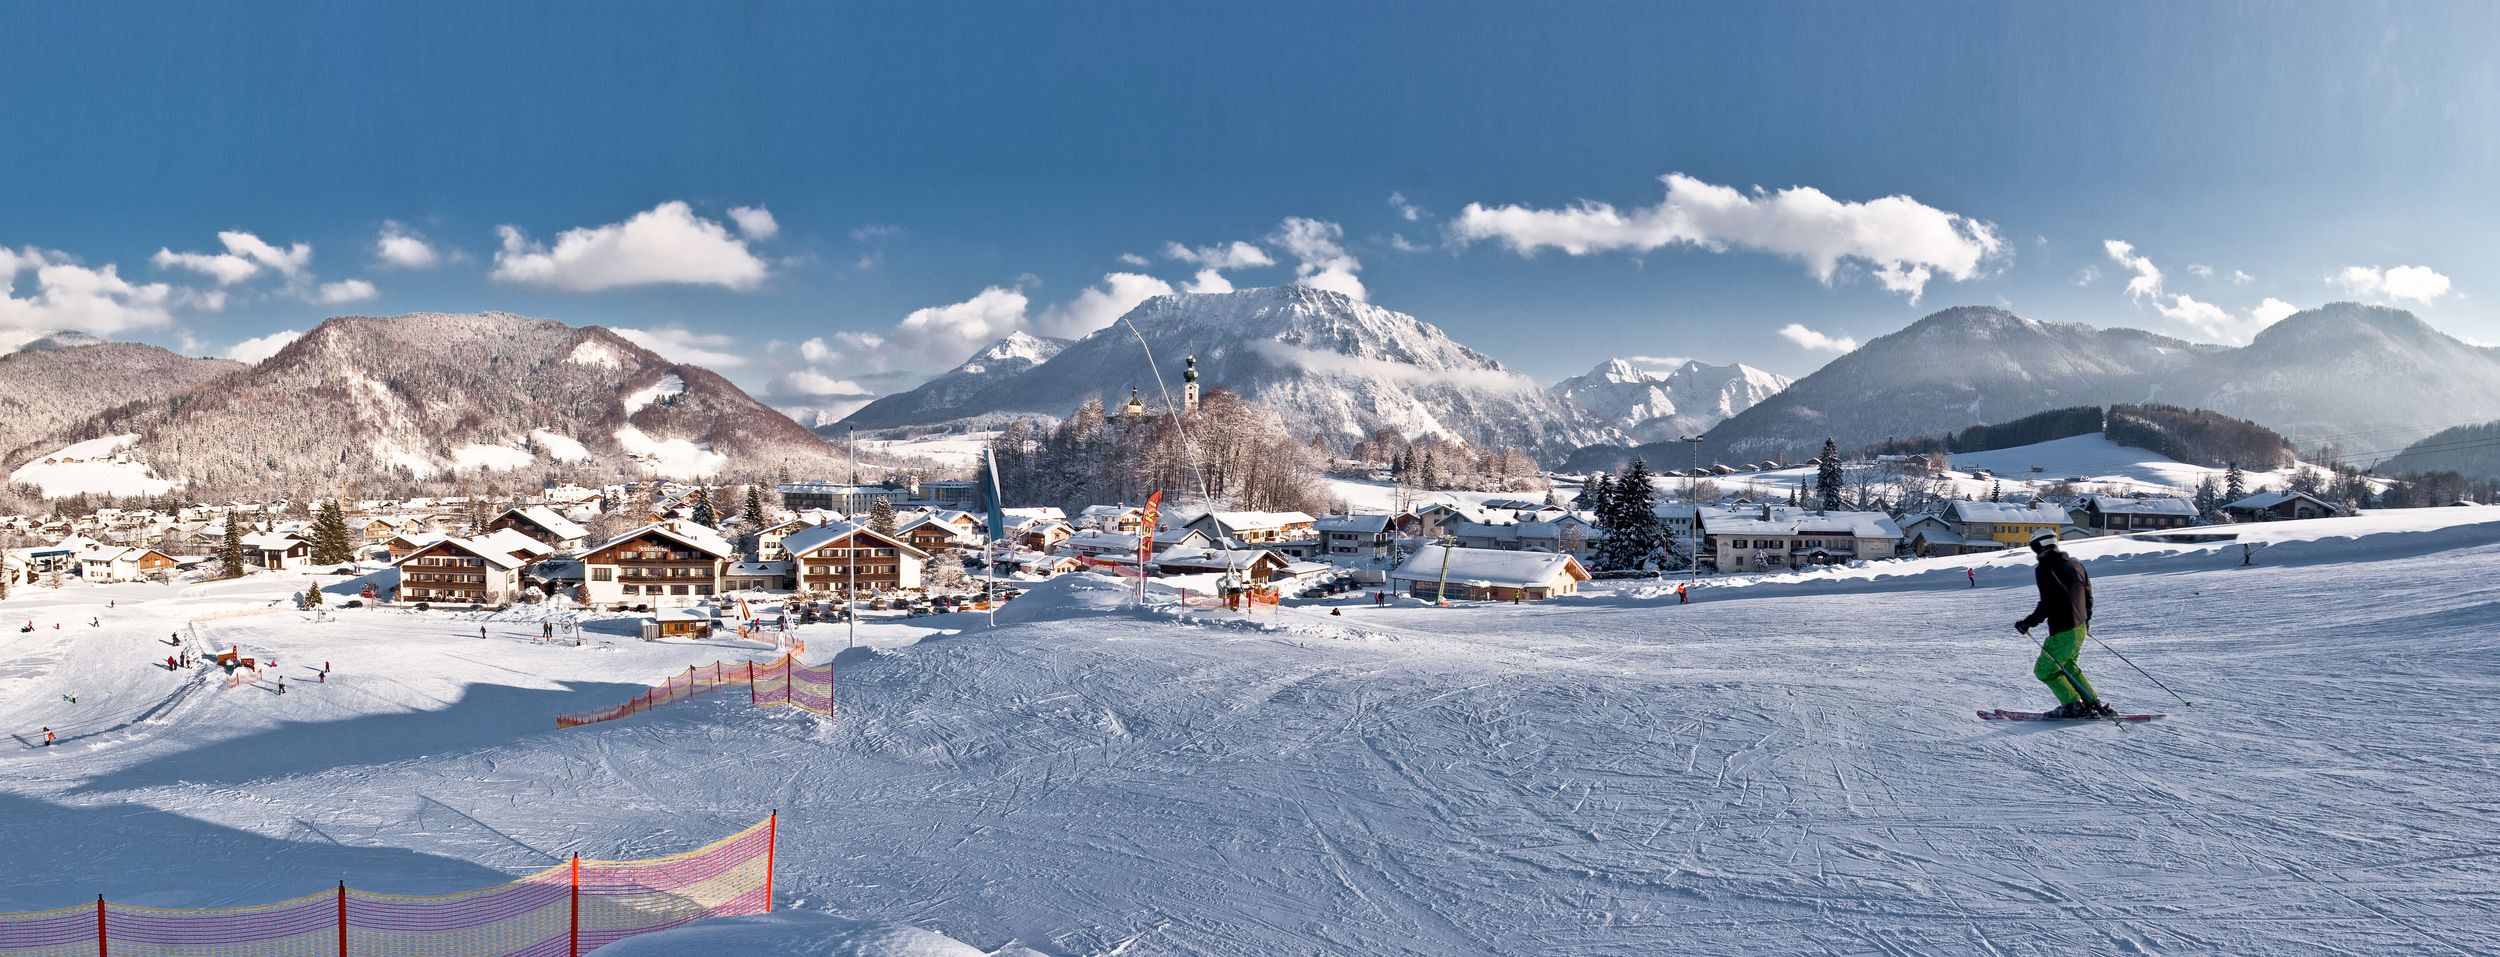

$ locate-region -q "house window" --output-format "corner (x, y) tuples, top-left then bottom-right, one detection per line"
(592, 568), (613, 582)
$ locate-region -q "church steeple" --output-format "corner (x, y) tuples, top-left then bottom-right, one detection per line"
(1122, 387), (1147, 417)
(1182, 356), (1199, 414)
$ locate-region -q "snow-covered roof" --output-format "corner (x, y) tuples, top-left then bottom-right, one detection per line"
(2228, 490), (2336, 511)
(1944, 501), (2070, 525)
(476, 527), (556, 559)
(1193, 510), (1317, 532)
(1705, 507), (1905, 540)
(502, 504), (589, 541)
(1314, 514), (1391, 535)
(1151, 547), (1287, 571)
(727, 560), (794, 576)
(585, 521), (737, 560)
(1390, 545), (1589, 587)
(395, 536), (527, 571)
(780, 521), (929, 559)
(897, 513), (981, 541)
(2084, 495), (2197, 517)
(242, 531), (309, 552)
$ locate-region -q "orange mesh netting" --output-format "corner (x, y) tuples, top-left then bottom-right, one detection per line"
(0, 816), (776, 957)
(555, 655), (832, 729)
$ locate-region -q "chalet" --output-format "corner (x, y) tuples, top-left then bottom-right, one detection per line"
(243, 531), (315, 570)
(1150, 547), (1292, 583)
(896, 512), (981, 555)
(1403, 503), (1479, 536)
(579, 522), (737, 606)
(1704, 506), (1903, 572)
(724, 560), (797, 592)
(1061, 528), (1144, 560)
(1898, 515), (1973, 558)
(484, 505), (590, 552)
(1936, 501), (2070, 551)
(639, 609), (716, 641)
(76, 546), (180, 582)
(1183, 510), (1317, 545)
(2224, 490), (2339, 522)
(1020, 520), (1074, 553)
(393, 537), (527, 605)
(1390, 544), (1590, 601)
(355, 516), (403, 544)
(2076, 495), (2199, 534)
(1001, 506), (1068, 528)
(1313, 514), (1395, 563)
(384, 532), (448, 561)
(1076, 504), (1147, 533)
(783, 521), (929, 595)
(753, 518), (814, 561)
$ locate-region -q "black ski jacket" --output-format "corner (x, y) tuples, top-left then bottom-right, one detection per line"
(2017, 551), (2093, 634)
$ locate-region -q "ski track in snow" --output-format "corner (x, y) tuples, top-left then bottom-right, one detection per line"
(0, 512), (2496, 955)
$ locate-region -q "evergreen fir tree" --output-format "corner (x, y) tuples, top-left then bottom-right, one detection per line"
(2192, 475), (2222, 516)
(1989, 480), (2003, 503)
(688, 487), (717, 528)
(744, 485), (766, 526)
(1815, 438), (1844, 512)
(218, 518), (247, 580)
(868, 498), (897, 535)
(2224, 463), (2247, 504)
(311, 500), (353, 565)
(1542, 487), (1560, 508)
(1595, 460), (1662, 571)
(301, 583), (323, 610)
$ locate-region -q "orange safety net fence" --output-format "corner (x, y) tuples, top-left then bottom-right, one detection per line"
(0, 815), (776, 957)
(555, 655), (833, 729)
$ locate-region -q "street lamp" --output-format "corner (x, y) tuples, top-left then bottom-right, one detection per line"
(1681, 434), (1706, 583)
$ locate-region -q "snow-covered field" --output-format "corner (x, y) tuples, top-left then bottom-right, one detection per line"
(1698, 434), (2358, 502)
(7, 434), (180, 499)
(4, 508), (2497, 955)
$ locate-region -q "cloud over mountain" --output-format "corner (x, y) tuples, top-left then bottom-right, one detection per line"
(492, 201), (770, 292)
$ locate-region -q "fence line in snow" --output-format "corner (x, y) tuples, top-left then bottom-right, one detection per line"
(555, 655), (833, 729)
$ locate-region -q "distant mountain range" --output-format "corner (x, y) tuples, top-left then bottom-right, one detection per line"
(836, 286), (1618, 456)
(2379, 420), (2500, 480)
(0, 339), (243, 464)
(1549, 358), (1789, 444)
(4, 312), (849, 497)
(836, 331), (1070, 431)
(1570, 302), (2500, 472)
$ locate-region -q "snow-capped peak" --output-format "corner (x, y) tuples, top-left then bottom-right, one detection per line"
(1552, 356), (1791, 443)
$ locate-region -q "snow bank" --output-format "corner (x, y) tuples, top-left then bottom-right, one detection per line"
(567, 340), (626, 369)
(8, 435), (179, 498)
(450, 443), (536, 472)
(528, 428), (593, 462)
(615, 425), (725, 477)
(589, 912), (987, 957)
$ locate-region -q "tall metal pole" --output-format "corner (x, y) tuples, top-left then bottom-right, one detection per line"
(847, 427), (857, 650)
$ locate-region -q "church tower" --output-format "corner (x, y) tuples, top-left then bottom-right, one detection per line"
(1182, 356), (1200, 414)
(1122, 388), (1147, 417)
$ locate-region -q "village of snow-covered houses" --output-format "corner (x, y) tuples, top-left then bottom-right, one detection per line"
(11, 8), (2500, 957)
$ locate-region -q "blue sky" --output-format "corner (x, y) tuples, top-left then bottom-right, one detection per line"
(4, 2), (2494, 423)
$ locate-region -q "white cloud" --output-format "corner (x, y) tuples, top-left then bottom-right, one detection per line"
(492, 201), (769, 292)
(727, 206), (779, 241)
(2073, 265), (2102, 286)
(879, 285), (1032, 369)
(1389, 192), (1423, 222)
(375, 221), (442, 269)
(152, 230), (312, 286)
(614, 325), (749, 368)
(0, 247), (178, 347)
(2187, 264), (2215, 278)
(2329, 264), (2454, 303)
(1453, 173), (2003, 304)
(1165, 240), (1274, 270)
(225, 329), (302, 363)
(2229, 270), (2254, 284)
(1117, 252), (1150, 267)
(2250, 297), (2300, 326)
(776, 369), (872, 397)
(2103, 240), (2164, 302)
(799, 336), (837, 364)
(1777, 323), (1857, 353)
(316, 279), (378, 304)
(1183, 268), (1234, 294)
(1271, 217), (1366, 301)
(1037, 272), (1176, 338)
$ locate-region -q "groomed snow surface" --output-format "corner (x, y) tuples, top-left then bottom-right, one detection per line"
(4, 508), (2497, 955)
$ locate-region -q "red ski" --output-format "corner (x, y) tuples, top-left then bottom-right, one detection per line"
(1979, 708), (2163, 722)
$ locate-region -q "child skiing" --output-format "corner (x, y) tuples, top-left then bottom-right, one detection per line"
(2014, 533), (2113, 719)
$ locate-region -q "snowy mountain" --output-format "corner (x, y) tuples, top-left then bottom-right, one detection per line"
(838, 286), (1615, 455)
(1550, 357), (1789, 443)
(832, 331), (1070, 432)
(0, 341), (243, 465)
(9, 312), (847, 496)
(1577, 302), (2500, 470)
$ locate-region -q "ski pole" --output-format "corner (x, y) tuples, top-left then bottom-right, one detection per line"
(2085, 631), (2193, 709)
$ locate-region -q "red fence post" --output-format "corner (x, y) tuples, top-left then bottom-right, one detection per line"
(336, 881), (347, 957)
(765, 811), (777, 914)
(747, 660), (756, 704)
(95, 895), (105, 957)
(569, 853), (581, 957)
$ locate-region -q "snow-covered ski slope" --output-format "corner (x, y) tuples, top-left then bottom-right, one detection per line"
(3, 508), (2497, 955)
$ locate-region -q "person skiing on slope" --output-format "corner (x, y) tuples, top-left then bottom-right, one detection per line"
(2015, 533), (2113, 719)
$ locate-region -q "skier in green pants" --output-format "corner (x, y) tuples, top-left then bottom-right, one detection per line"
(2015, 532), (2115, 719)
